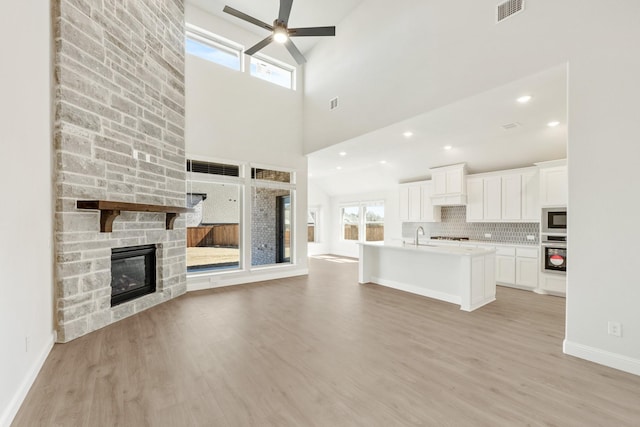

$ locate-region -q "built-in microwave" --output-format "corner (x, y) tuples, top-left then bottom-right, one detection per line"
(542, 208), (567, 234)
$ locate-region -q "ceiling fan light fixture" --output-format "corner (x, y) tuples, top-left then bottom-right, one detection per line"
(273, 27), (288, 43)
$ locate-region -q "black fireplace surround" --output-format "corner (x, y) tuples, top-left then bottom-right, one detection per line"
(111, 244), (157, 306)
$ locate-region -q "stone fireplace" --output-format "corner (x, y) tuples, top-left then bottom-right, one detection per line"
(110, 244), (157, 306)
(53, 0), (187, 342)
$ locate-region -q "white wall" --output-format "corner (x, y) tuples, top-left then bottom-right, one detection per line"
(304, 0), (640, 374)
(185, 4), (309, 289)
(0, 2), (55, 425)
(307, 181), (332, 255)
(327, 190), (400, 259)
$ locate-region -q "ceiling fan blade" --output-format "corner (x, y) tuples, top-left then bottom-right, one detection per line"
(284, 39), (306, 65)
(288, 26), (336, 37)
(245, 35), (275, 56)
(223, 6), (273, 31)
(278, 0), (294, 25)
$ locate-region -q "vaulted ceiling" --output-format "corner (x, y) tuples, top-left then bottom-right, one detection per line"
(187, 1), (568, 197)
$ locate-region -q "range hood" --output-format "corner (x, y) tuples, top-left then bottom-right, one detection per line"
(430, 163), (467, 206)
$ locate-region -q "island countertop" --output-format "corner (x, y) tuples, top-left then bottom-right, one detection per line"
(358, 242), (496, 257)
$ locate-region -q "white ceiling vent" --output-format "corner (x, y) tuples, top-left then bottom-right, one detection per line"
(496, 0), (525, 23)
(330, 97), (339, 110)
(501, 122), (521, 130)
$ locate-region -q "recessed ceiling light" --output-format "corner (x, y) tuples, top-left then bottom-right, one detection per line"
(517, 95), (532, 104)
(443, 145), (453, 150)
(336, 166), (342, 170)
(339, 151), (347, 156)
(379, 160), (387, 164)
(547, 121), (560, 127)
(403, 131), (414, 138)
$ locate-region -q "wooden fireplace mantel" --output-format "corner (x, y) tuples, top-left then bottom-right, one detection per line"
(76, 200), (192, 232)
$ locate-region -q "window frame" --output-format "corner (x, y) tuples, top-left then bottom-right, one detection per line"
(186, 158), (245, 275)
(249, 53), (297, 90)
(185, 24), (244, 71)
(363, 203), (385, 242)
(250, 164), (297, 268)
(308, 207), (320, 243)
(339, 201), (385, 243)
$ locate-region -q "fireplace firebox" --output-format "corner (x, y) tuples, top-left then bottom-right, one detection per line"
(111, 244), (157, 306)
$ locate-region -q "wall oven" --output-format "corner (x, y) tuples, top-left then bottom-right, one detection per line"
(541, 235), (567, 274)
(542, 208), (567, 234)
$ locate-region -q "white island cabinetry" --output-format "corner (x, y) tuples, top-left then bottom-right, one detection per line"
(359, 243), (496, 312)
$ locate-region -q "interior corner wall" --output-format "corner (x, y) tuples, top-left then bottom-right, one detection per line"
(0, 2), (54, 426)
(303, 0), (640, 374)
(184, 4), (308, 288)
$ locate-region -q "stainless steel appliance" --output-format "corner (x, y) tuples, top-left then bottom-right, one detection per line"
(541, 235), (567, 274)
(542, 207), (567, 234)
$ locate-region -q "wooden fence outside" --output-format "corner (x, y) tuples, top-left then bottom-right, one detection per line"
(343, 224), (384, 242)
(187, 224), (239, 247)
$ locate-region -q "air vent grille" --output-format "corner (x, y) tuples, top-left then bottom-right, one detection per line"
(330, 97), (339, 110)
(501, 122), (521, 130)
(187, 160), (239, 177)
(497, 0), (524, 22)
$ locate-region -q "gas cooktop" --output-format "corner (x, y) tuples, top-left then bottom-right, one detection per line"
(430, 236), (470, 241)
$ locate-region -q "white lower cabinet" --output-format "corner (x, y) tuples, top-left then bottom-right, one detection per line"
(495, 246), (516, 285)
(538, 273), (567, 296)
(515, 248), (539, 289)
(431, 241), (541, 291)
(493, 246), (539, 290)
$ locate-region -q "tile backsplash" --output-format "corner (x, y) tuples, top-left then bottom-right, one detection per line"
(402, 206), (539, 245)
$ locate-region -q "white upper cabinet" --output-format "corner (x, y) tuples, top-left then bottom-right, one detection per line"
(420, 182), (442, 222)
(430, 163), (467, 206)
(536, 159), (567, 207)
(466, 178), (484, 222)
(466, 167), (539, 223)
(501, 174), (522, 220)
(399, 186), (410, 221)
(483, 176), (502, 221)
(408, 185), (422, 221)
(521, 171), (540, 221)
(399, 181), (441, 222)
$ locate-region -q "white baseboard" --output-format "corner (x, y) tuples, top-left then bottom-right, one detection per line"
(369, 276), (461, 307)
(1, 332), (55, 427)
(564, 340), (640, 376)
(187, 267), (309, 292)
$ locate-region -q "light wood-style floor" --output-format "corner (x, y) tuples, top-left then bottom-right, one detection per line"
(13, 256), (640, 426)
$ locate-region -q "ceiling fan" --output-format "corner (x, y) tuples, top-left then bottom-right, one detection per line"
(223, 0), (336, 65)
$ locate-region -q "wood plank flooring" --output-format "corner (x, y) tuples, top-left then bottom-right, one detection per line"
(13, 255), (640, 426)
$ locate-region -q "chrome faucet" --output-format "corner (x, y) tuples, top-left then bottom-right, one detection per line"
(415, 226), (425, 246)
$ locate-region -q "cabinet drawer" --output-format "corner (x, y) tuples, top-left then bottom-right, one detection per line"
(516, 247), (539, 258)
(495, 247), (516, 256)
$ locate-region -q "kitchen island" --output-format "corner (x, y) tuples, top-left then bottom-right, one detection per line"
(358, 243), (496, 311)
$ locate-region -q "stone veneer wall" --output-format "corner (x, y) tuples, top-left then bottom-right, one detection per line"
(53, 0), (186, 342)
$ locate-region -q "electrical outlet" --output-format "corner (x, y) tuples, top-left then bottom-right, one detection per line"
(608, 321), (622, 337)
(25, 336), (30, 353)
(484, 233), (491, 238)
(526, 235), (535, 241)
(133, 149), (139, 160)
